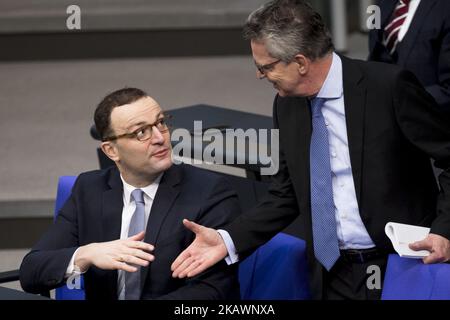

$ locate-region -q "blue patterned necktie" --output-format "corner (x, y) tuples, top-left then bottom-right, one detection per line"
(125, 189), (146, 300)
(309, 97), (340, 271)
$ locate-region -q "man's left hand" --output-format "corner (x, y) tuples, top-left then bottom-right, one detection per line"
(409, 233), (450, 264)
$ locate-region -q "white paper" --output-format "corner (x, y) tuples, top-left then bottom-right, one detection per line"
(385, 222), (430, 258)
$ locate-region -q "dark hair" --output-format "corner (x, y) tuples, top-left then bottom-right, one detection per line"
(94, 87), (147, 141)
(243, 0), (333, 61)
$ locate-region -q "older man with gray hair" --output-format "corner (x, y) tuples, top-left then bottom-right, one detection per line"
(171, 0), (450, 300)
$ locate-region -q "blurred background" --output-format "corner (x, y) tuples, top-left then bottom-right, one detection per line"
(0, 0), (373, 291)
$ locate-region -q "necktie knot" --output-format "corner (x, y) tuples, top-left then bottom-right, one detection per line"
(310, 98), (326, 118)
(131, 189), (145, 205)
(400, 0), (410, 6)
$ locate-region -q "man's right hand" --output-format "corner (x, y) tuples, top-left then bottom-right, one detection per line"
(171, 219), (227, 278)
(74, 231), (154, 273)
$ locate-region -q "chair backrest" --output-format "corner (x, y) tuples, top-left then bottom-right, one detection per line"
(238, 232), (311, 300)
(54, 176), (85, 300)
(220, 172), (310, 299)
(381, 254), (450, 300)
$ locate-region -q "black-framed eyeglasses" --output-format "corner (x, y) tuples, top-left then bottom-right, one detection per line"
(103, 115), (172, 142)
(255, 59), (282, 75)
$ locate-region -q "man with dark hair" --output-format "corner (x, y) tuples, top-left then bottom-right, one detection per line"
(20, 88), (241, 300)
(171, 0), (450, 300)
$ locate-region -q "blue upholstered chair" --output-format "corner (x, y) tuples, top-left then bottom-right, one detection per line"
(238, 232), (311, 300)
(49, 178), (450, 301)
(381, 254), (450, 300)
(54, 176), (85, 300)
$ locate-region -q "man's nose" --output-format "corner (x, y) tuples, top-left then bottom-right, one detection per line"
(151, 126), (165, 143)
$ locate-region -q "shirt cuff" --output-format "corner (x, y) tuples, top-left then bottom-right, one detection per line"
(65, 248), (87, 278)
(217, 229), (239, 265)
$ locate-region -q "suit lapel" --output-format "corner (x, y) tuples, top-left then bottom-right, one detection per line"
(276, 95), (314, 247)
(102, 169), (123, 242)
(292, 98), (312, 203)
(368, 0), (397, 62)
(101, 167), (123, 297)
(397, 0), (437, 65)
(341, 56), (367, 206)
(140, 164), (182, 291)
(375, 0), (398, 43)
(381, 0), (398, 28)
(278, 96), (311, 199)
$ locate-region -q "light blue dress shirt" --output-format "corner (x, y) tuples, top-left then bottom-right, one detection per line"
(316, 52), (375, 250)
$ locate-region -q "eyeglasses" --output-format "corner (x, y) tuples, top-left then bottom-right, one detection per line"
(103, 115), (172, 142)
(255, 59), (282, 75)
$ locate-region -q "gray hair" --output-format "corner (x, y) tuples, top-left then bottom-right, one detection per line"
(243, 0), (334, 62)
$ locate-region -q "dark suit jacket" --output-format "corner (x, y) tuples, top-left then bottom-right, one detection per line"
(225, 55), (450, 299)
(20, 164), (241, 300)
(368, 0), (450, 111)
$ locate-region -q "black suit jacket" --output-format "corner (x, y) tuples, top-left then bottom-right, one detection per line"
(368, 0), (450, 111)
(225, 55), (450, 299)
(20, 164), (241, 300)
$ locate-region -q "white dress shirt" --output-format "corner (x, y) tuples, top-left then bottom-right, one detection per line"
(65, 173), (162, 300)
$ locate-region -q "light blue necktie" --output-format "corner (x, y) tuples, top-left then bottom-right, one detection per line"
(125, 189), (146, 300)
(309, 97), (340, 271)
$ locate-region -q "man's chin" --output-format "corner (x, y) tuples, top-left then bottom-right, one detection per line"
(157, 157), (173, 171)
(276, 88), (301, 98)
(276, 89), (287, 97)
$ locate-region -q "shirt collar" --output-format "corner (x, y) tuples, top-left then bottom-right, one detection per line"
(121, 173), (163, 204)
(316, 52), (343, 100)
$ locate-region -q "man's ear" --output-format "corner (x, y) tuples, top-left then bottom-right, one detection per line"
(101, 141), (119, 162)
(294, 54), (309, 75)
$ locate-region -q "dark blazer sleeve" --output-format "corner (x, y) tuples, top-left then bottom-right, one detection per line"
(224, 95), (300, 256)
(153, 176), (241, 300)
(393, 69), (450, 239)
(424, 13), (450, 111)
(19, 178), (81, 294)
